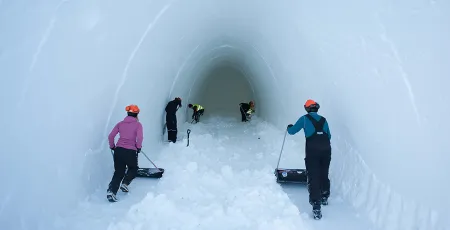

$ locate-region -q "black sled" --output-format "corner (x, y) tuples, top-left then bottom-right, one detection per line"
(136, 167), (164, 178)
(137, 150), (165, 179)
(274, 130), (308, 184)
(274, 168), (307, 183)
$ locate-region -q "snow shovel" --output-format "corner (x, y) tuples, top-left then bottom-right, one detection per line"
(186, 129), (191, 147)
(274, 130), (307, 184)
(136, 150), (165, 178)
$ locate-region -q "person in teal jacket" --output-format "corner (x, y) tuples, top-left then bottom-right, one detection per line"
(287, 99), (331, 219)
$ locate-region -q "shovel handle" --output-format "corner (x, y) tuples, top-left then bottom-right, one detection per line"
(141, 151), (162, 172)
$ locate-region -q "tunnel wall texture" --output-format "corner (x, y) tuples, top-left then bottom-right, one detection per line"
(189, 65), (254, 119)
(0, 0), (449, 229)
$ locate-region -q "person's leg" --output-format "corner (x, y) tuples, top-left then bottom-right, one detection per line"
(107, 148), (127, 195)
(121, 149), (139, 192)
(239, 106), (247, 121)
(166, 115), (177, 142)
(173, 116), (178, 142)
(305, 154), (322, 207)
(320, 151), (331, 204)
(193, 111), (199, 122)
(197, 109), (204, 122)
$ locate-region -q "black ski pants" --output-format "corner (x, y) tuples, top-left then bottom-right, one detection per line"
(239, 106), (248, 121)
(166, 114), (177, 143)
(108, 147), (138, 194)
(193, 109), (204, 122)
(305, 149), (331, 204)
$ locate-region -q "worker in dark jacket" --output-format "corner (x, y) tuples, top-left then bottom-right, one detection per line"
(188, 103), (205, 123)
(165, 97), (182, 143)
(287, 99), (331, 219)
(239, 100), (255, 122)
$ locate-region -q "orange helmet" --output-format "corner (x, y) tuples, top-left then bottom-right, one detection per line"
(304, 99), (317, 108)
(125, 104), (140, 113)
(304, 99), (320, 112)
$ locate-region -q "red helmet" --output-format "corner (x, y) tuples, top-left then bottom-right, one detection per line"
(125, 104), (140, 113)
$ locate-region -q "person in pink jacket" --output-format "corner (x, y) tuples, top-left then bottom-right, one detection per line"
(106, 104), (143, 202)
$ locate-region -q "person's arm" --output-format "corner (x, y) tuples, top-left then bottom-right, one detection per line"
(324, 119), (331, 140)
(108, 123), (120, 148)
(287, 116), (305, 135)
(136, 123), (143, 149)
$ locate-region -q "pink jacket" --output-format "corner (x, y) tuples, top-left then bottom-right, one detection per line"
(108, 116), (143, 150)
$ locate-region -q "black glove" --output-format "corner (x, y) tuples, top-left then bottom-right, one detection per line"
(110, 146), (115, 150)
(287, 124), (293, 129)
(137, 148), (141, 153)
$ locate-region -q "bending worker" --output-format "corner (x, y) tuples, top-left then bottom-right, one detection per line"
(165, 97), (182, 143)
(188, 103), (205, 123)
(239, 100), (255, 122)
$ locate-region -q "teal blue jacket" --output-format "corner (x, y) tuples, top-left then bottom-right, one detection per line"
(287, 112), (331, 139)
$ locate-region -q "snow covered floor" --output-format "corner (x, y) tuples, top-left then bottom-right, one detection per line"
(60, 116), (373, 230)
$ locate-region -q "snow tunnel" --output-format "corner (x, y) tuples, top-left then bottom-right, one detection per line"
(0, 0), (449, 229)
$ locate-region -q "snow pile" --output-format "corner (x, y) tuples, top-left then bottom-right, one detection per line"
(106, 117), (311, 230)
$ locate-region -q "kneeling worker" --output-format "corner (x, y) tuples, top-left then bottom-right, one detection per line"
(188, 103), (205, 123)
(239, 100), (255, 122)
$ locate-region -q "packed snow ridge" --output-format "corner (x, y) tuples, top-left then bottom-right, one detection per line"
(59, 117), (370, 230)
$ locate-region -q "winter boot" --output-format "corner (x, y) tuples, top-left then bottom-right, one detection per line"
(321, 191), (329, 205)
(120, 183), (129, 193)
(321, 196), (328, 205)
(312, 202), (322, 220)
(107, 190), (118, 202)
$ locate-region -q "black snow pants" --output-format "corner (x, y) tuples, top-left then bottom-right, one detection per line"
(193, 109), (204, 122)
(239, 105), (248, 121)
(304, 114), (331, 205)
(108, 147), (138, 195)
(305, 149), (331, 204)
(166, 113), (177, 143)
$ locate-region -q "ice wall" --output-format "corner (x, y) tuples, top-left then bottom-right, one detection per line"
(0, 0), (449, 229)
